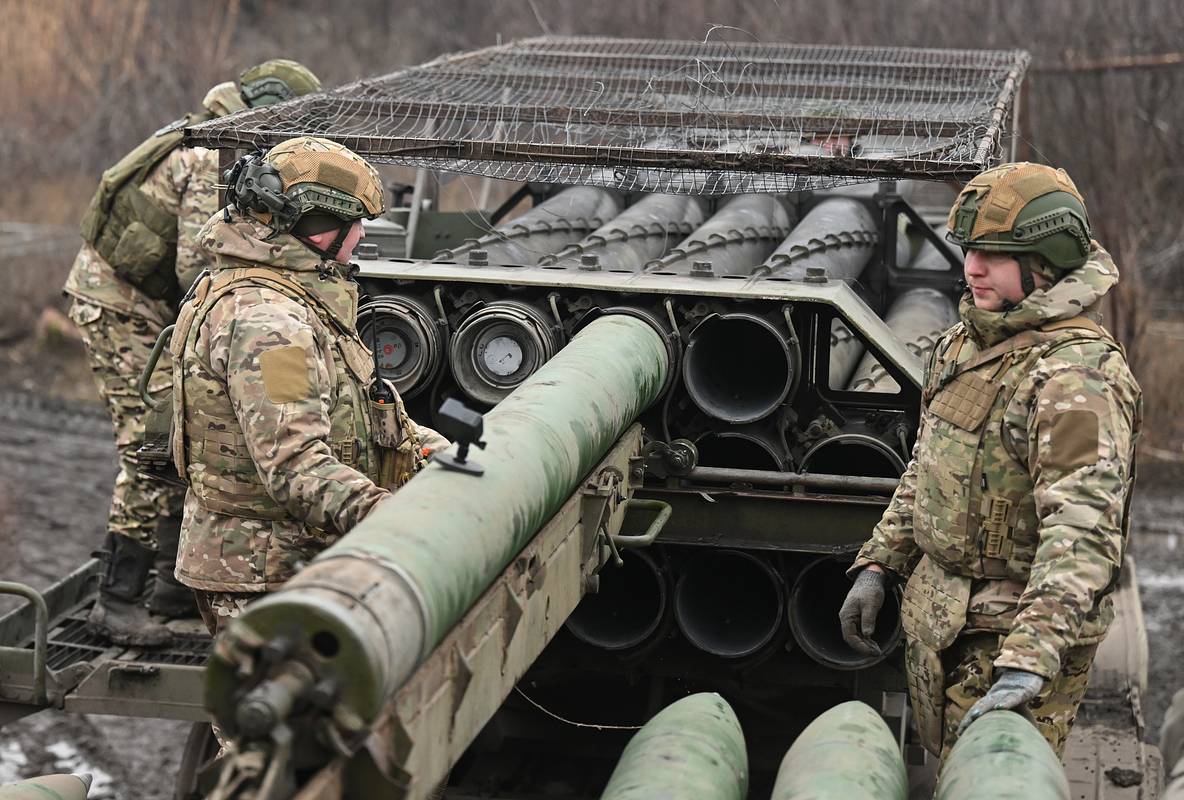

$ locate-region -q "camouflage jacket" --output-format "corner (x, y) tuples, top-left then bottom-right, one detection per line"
(171, 212), (426, 592)
(64, 145), (220, 324)
(854, 244), (1142, 678)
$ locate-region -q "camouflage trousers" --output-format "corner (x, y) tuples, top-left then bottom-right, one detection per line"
(194, 591), (259, 637)
(69, 299), (184, 548)
(939, 632), (1098, 761)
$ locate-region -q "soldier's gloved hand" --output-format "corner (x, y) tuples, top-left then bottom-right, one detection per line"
(838, 567), (886, 656)
(956, 669), (1046, 736)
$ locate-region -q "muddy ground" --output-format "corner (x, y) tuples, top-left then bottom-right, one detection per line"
(1, 346), (1183, 796)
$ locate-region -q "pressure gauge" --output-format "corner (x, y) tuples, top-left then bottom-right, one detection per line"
(357, 295), (444, 398)
(450, 300), (561, 405)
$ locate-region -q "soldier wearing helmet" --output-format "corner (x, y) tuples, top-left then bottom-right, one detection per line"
(168, 136), (445, 637)
(65, 60), (322, 646)
(839, 163), (1141, 760)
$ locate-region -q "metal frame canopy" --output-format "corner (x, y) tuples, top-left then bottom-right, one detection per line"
(186, 36), (1029, 194)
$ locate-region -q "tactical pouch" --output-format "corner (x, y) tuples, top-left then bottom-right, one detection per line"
(136, 401), (185, 488)
(105, 186), (181, 303)
(905, 637), (946, 755)
(900, 556), (971, 755)
(368, 397), (403, 450)
(370, 391), (425, 489)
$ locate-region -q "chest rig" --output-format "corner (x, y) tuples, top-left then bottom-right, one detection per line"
(170, 265), (420, 522)
(912, 316), (1113, 581)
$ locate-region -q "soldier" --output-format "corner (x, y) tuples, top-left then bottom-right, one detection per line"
(169, 136), (445, 637)
(65, 60), (322, 645)
(838, 163), (1141, 760)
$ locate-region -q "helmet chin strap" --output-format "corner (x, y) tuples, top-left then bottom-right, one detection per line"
(300, 222), (354, 263)
(1018, 256), (1037, 296)
(1000, 255), (1042, 312)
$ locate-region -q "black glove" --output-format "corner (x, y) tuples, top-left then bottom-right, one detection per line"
(955, 669), (1046, 737)
(838, 567), (886, 656)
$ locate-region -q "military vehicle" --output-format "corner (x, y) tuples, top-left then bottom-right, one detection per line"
(0, 37), (1162, 800)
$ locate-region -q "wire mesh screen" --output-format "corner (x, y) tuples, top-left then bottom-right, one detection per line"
(186, 37), (1029, 194)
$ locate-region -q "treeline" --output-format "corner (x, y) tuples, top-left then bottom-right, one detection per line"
(2, 0), (1181, 445)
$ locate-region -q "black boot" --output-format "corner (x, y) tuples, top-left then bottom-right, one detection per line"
(88, 533), (174, 647)
(146, 515), (199, 619)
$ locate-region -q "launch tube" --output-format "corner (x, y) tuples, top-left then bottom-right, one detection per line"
(567, 549), (668, 651)
(848, 288), (957, 393)
(206, 315), (669, 737)
(435, 186), (621, 264)
(789, 557), (901, 670)
(540, 194), (708, 269)
(645, 194), (793, 276)
(756, 198), (878, 281)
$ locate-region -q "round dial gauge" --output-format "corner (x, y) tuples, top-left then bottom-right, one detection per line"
(482, 335), (524, 377)
(374, 329), (410, 372)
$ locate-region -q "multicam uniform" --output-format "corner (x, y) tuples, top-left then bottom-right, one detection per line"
(171, 212), (432, 635)
(852, 244), (1141, 758)
(65, 142), (225, 545)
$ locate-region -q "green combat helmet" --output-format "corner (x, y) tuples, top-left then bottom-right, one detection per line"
(240, 59), (322, 107)
(947, 162), (1092, 292)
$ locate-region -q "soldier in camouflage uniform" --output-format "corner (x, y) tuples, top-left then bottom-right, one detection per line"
(64, 61), (322, 646)
(838, 163), (1141, 760)
(169, 136), (446, 638)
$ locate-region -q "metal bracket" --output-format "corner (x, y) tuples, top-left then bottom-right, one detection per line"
(0, 580), (48, 705)
(642, 439), (698, 478)
(581, 467), (626, 566)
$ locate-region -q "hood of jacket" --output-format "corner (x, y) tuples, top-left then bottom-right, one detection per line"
(198, 211), (360, 329)
(960, 244), (1119, 347)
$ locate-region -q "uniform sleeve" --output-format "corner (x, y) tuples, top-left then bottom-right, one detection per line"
(850, 445), (923, 579)
(994, 359), (1138, 678)
(140, 146), (219, 293)
(849, 336), (950, 581)
(209, 288), (390, 534)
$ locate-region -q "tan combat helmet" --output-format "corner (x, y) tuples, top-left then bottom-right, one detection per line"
(226, 136), (384, 258)
(202, 81), (248, 117)
(239, 59), (322, 108)
(947, 162), (1092, 293)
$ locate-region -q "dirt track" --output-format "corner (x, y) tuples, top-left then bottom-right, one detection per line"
(0, 389), (1182, 796)
(0, 392), (189, 798)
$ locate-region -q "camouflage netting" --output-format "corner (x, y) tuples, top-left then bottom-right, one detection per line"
(186, 37), (1030, 195)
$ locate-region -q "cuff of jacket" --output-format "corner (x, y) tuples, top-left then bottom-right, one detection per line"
(848, 543), (917, 581)
(993, 632), (1061, 679)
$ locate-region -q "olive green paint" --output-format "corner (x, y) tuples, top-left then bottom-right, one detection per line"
(934, 710), (1070, 800)
(771, 700), (907, 800)
(600, 693), (747, 800)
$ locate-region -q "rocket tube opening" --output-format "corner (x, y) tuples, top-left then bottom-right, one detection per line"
(674, 550), (784, 658)
(449, 300), (561, 406)
(357, 295), (444, 399)
(789, 558), (901, 670)
(566, 550), (667, 650)
(682, 313), (794, 424)
(311, 631), (340, 658)
(800, 433), (906, 479)
(695, 431), (786, 471)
